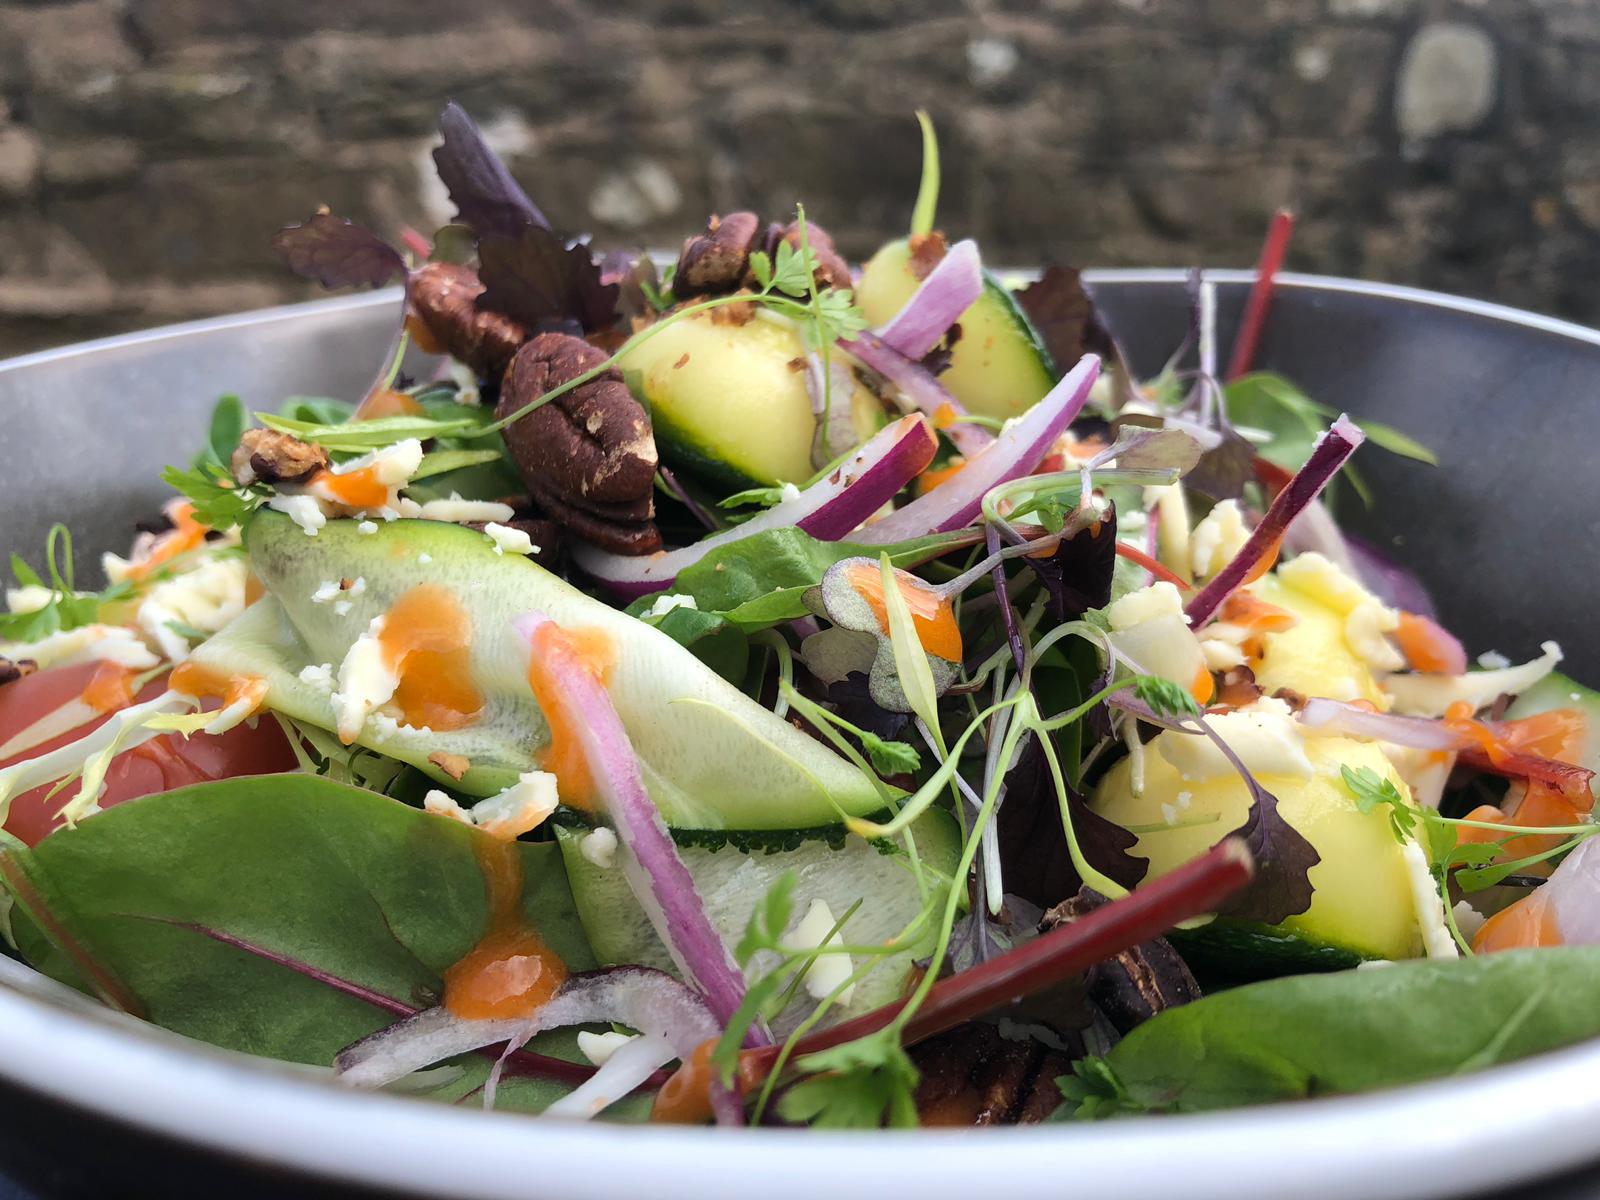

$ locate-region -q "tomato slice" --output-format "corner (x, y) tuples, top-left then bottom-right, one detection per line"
(0, 661), (299, 846)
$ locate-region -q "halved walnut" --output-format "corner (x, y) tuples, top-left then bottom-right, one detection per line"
(494, 332), (661, 555)
(230, 429), (329, 487)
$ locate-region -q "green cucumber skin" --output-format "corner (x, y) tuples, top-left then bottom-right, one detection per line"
(1170, 922), (1366, 987)
(982, 270), (1058, 379)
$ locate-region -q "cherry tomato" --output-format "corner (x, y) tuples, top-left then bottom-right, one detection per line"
(0, 661), (299, 846)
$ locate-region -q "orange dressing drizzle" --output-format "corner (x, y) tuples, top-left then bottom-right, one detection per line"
(524, 623), (617, 811)
(442, 836), (568, 1021)
(80, 661), (139, 714)
(844, 563), (963, 663)
(167, 660), (269, 713)
(128, 502), (209, 582)
(1190, 665), (1216, 707)
(377, 585), (484, 733)
(916, 459), (966, 496)
(354, 388), (424, 421)
(650, 1039), (761, 1124)
(310, 465), (392, 510)
(1393, 611), (1461, 674)
(1472, 889), (1563, 954)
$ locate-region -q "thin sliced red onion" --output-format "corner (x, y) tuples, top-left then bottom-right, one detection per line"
(840, 332), (994, 459)
(1344, 534), (1440, 621)
(336, 967), (741, 1124)
(875, 238), (983, 359)
(543, 1033), (676, 1119)
(853, 354), (1101, 545)
(514, 611), (758, 1043)
(573, 414), (938, 599)
(1184, 415), (1365, 626)
(1299, 698), (1471, 751)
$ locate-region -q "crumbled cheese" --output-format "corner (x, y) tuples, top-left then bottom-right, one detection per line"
(1477, 650), (1510, 669)
(412, 495), (516, 525)
(1105, 582), (1186, 632)
(357, 521), (379, 535)
(330, 438), (425, 487)
(311, 580), (342, 605)
(346, 577), (366, 597)
(1385, 642), (1563, 717)
(297, 662), (335, 690)
(331, 615), (398, 743)
(1160, 802), (1179, 826)
(1452, 900), (1486, 940)
(135, 554), (248, 663)
(268, 493), (329, 536)
(1277, 552), (1403, 672)
(1199, 636), (1247, 671)
(332, 600), (354, 617)
(645, 593), (699, 620)
(444, 361), (482, 406)
(579, 826), (619, 869)
(1157, 704), (1313, 781)
(423, 772), (559, 840)
(5, 585), (90, 615)
(785, 899), (855, 1005)
(0, 624), (159, 673)
(483, 522), (536, 557)
(418, 553), (433, 565)
(1189, 499), (1250, 581)
(577, 1030), (636, 1067)
(1402, 838), (1459, 959)
(1143, 483), (1192, 585)
(779, 482), (802, 504)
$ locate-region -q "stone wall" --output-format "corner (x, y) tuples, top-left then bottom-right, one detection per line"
(2, 0), (1597, 355)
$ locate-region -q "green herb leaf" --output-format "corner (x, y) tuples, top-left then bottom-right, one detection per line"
(1340, 764), (1417, 843)
(734, 871), (797, 968)
(410, 448), (504, 482)
(1060, 949), (1600, 1117)
(1132, 675), (1203, 720)
(780, 1029), (921, 1129)
(879, 554), (941, 735)
(160, 464), (265, 534)
(195, 394), (249, 472)
(747, 250), (774, 292)
(716, 484), (789, 510)
(0, 525), (122, 643)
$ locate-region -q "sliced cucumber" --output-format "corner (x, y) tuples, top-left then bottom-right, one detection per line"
(194, 513), (885, 828)
(1168, 922), (1365, 986)
(619, 314), (884, 490)
(556, 808), (962, 1035)
(1506, 671), (1600, 776)
(855, 238), (1056, 421)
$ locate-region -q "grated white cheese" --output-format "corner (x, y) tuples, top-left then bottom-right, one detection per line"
(135, 554), (248, 663)
(579, 826), (619, 869)
(268, 493), (329, 536)
(785, 899), (855, 1005)
(297, 662), (335, 690)
(780, 482), (802, 504)
(0, 624), (159, 673)
(576, 1030), (636, 1067)
(1402, 837), (1459, 959)
(483, 522), (536, 557)
(411, 495), (516, 525)
(357, 521), (379, 535)
(1157, 701), (1313, 782)
(310, 580), (342, 605)
(1477, 650), (1510, 669)
(331, 615), (398, 743)
(330, 438), (425, 487)
(423, 772), (559, 840)
(1385, 641), (1563, 717)
(645, 593), (699, 620)
(418, 553), (433, 565)
(332, 600), (354, 617)
(1189, 499), (1250, 582)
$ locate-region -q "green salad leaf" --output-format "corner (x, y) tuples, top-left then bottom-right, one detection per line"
(0, 776), (627, 1115)
(1059, 949), (1600, 1117)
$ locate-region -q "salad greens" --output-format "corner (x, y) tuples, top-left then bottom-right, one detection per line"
(2, 102), (1597, 1137)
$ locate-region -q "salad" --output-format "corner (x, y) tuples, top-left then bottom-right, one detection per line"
(1, 105), (1597, 1130)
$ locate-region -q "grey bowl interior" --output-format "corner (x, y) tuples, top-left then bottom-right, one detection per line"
(2, 274), (1600, 1200)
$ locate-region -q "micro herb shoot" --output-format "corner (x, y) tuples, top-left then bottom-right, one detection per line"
(160, 464), (265, 534)
(0, 525), (132, 642)
(1132, 674), (1204, 720)
(716, 484), (789, 510)
(783, 683), (921, 777)
(909, 109), (940, 240)
(1340, 764), (1418, 843)
(254, 411), (480, 451)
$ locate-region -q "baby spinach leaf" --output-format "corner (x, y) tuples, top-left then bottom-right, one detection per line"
(650, 528), (970, 630)
(3, 775), (607, 1112)
(1060, 948), (1600, 1116)
(194, 394), (249, 472)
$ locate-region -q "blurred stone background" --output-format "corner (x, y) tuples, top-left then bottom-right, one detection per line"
(0, 0), (1595, 355)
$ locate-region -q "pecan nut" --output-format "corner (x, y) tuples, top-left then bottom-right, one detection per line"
(1043, 890), (1202, 1033)
(673, 211), (761, 297)
(409, 261), (532, 380)
(230, 428), (329, 487)
(495, 332), (661, 555)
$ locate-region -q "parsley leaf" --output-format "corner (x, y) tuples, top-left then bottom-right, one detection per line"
(1132, 674), (1204, 720)
(160, 464), (265, 534)
(734, 871), (797, 968)
(778, 1029), (921, 1129)
(1340, 764), (1417, 843)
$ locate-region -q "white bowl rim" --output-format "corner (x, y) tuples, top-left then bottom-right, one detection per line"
(3, 271), (1598, 1200)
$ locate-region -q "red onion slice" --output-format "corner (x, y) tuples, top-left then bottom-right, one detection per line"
(514, 611), (758, 1042)
(1299, 698), (1472, 751)
(572, 414), (938, 599)
(336, 966), (741, 1124)
(841, 332), (994, 459)
(874, 238), (983, 359)
(853, 353), (1101, 545)
(1184, 415), (1365, 627)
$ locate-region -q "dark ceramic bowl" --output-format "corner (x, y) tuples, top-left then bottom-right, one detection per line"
(1, 274), (1597, 1199)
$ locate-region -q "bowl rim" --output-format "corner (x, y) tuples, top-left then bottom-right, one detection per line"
(3, 271), (1598, 1200)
